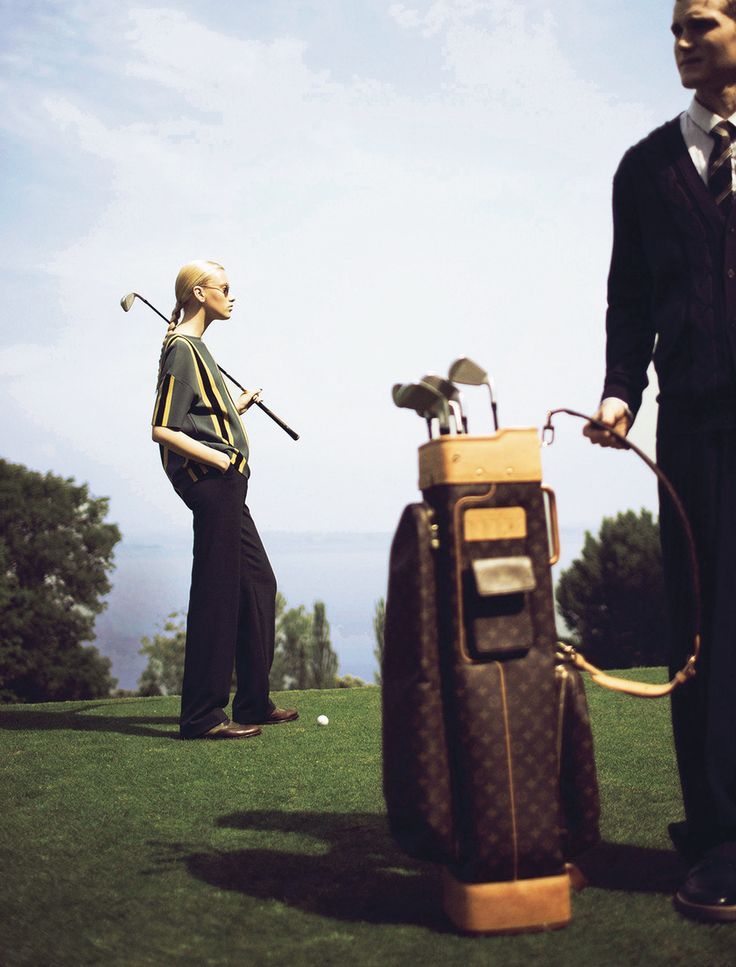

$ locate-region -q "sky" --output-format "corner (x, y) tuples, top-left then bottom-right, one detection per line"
(1, 0), (688, 544)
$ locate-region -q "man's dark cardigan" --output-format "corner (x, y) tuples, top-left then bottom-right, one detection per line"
(604, 116), (736, 848)
(604, 116), (736, 431)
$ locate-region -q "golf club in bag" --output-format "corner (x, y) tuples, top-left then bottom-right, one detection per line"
(449, 356), (498, 431)
(121, 292), (300, 441)
(382, 381), (701, 933)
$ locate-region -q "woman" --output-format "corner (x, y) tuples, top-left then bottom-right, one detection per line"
(151, 259), (297, 739)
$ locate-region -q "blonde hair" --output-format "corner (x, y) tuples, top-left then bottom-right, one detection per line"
(156, 259), (225, 386)
(170, 259), (225, 326)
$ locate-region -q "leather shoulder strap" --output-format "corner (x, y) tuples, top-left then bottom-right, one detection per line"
(544, 408), (701, 699)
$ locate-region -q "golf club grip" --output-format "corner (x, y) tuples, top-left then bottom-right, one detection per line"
(255, 400), (300, 440)
(218, 364), (299, 441)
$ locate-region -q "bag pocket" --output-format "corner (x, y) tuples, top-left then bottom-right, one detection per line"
(463, 555), (536, 660)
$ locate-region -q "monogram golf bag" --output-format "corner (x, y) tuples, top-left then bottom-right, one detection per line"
(382, 428), (600, 933)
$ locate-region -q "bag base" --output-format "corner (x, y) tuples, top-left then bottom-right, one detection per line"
(442, 868), (572, 934)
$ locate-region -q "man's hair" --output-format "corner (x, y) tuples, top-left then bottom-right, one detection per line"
(678, 0), (736, 21)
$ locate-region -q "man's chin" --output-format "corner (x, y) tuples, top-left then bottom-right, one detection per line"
(677, 69), (700, 90)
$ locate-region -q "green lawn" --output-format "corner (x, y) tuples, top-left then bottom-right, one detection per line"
(1, 678), (734, 966)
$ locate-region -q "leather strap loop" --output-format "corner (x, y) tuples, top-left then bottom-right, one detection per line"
(544, 408), (701, 697)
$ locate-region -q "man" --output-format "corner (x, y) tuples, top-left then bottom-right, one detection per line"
(585, 0), (736, 923)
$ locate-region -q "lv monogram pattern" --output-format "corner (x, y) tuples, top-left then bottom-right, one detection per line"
(556, 663), (601, 857)
(382, 503), (455, 861)
(383, 479), (600, 881)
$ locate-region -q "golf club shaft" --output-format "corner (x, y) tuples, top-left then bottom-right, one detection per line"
(139, 295), (170, 326)
(488, 380), (499, 430)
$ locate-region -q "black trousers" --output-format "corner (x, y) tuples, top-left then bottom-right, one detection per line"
(657, 424), (736, 847)
(178, 469), (277, 738)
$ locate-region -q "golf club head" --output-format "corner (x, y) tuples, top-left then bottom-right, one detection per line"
(419, 376), (454, 434)
(392, 382), (446, 438)
(120, 292), (137, 312)
(392, 382), (442, 415)
(448, 356), (488, 386)
(448, 356), (499, 430)
(420, 373), (467, 433)
(421, 373), (460, 401)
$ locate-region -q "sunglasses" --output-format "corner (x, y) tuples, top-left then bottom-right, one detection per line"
(198, 284), (231, 298)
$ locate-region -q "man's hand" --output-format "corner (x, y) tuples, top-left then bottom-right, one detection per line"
(583, 398), (632, 449)
(236, 388), (262, 414)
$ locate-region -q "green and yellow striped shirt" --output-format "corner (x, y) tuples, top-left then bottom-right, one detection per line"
(152, 334), (249, 494)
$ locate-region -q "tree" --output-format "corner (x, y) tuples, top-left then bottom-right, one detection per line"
(309, 600), (338, 688)
(0, 459), (120, 702)
(335, 674), (366, 688)
(270, 598), (340, 690)
(373, 597), (385, 685)
(138, 613), (186, 696)
(273, 603), (312, 690)
(144, 594), (341, 695)
(268, 592), (290, 691)
(555, 509), (668, 669)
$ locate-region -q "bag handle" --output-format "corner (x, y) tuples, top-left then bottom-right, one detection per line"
(542, 408), (701, 699)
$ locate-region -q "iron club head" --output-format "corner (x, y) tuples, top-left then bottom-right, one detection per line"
(420, 373), (466, 433)
(448, 356), (487, 386)
(119, 291), (170, 324)
(448, 356), (499, 431)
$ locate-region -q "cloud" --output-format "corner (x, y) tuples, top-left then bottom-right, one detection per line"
(1, 1), (657, 534)
(389, 1), (503, 36)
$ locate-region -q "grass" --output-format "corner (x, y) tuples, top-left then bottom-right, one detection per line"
(1, 678), (734, 966)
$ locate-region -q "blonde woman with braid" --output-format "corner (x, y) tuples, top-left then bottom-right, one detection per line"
(151, 260), (298, 739)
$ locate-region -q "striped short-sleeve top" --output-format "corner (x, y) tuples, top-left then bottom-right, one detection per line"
(152, 334), (249, 494)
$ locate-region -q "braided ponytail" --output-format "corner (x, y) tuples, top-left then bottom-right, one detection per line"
(154, 260), (223, 388)
(155, 303), (180, 389)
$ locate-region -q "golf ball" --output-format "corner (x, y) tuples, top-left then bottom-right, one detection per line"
(317, 714), (329, 726)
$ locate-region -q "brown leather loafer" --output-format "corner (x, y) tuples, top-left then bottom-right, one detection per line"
(261, 707), (299, 725)
(200, 721), (262, 739)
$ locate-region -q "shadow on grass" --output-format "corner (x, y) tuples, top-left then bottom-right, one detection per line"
(160, 813), (687, 930)
(159, 810), (449, 931)
(0, 703), (179, 739)
(577, 840), (687, 893)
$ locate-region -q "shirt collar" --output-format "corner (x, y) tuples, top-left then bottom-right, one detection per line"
(688, 96), (736, 133)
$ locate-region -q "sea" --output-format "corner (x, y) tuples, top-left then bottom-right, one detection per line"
(94, 526), (589, 691)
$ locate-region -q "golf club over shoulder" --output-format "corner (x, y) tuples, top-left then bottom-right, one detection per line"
(121, 291), (299, 440)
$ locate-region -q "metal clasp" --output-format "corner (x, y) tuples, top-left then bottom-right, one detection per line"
(542, 413), (555, 447)
(430, 522), (440, 550)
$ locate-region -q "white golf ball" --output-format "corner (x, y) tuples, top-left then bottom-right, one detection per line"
(317, 714), (329, 726)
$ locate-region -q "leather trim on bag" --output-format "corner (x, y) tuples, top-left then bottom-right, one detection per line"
(471, 556), (536, 597)
(463, 506), (527, 542)
(452, 486), (497, 663)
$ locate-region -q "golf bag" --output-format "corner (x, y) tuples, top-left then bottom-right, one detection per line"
(382, 428), (599, 933)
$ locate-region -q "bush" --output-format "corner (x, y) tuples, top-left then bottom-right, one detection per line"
(556, 509), (668, 668)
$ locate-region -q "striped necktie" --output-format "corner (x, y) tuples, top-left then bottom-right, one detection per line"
(708, 121), (736, 214)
